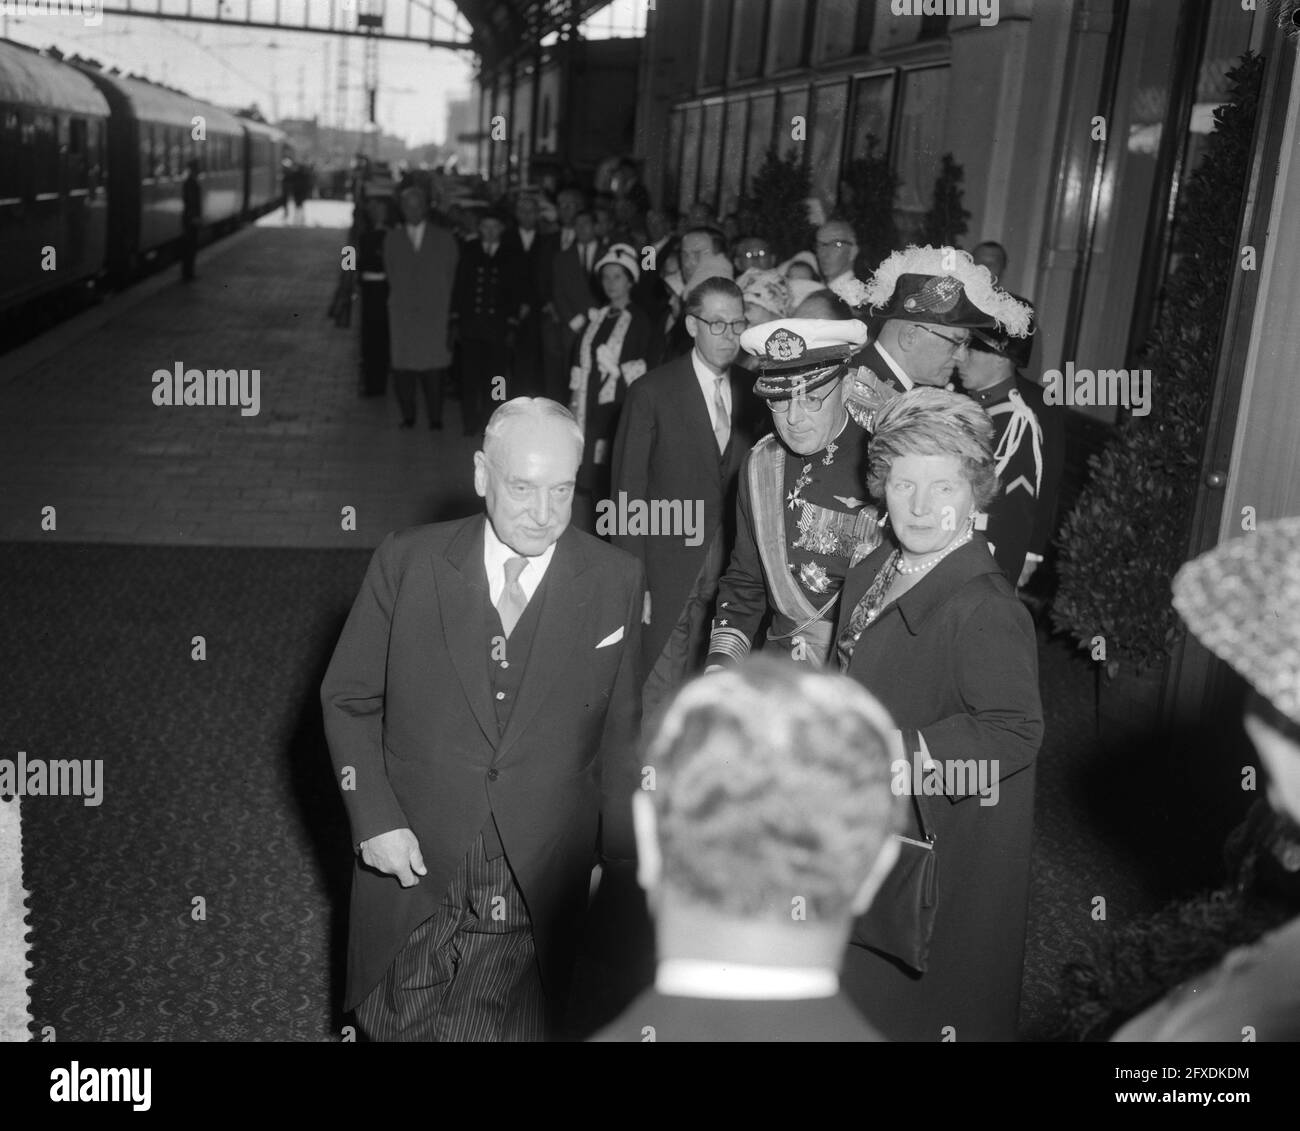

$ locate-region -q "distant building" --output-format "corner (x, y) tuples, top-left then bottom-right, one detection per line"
(445, 95), (480, 174)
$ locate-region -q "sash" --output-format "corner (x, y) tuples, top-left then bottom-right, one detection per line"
(749, 440), (838, 665)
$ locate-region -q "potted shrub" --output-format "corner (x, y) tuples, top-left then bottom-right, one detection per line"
(920, 153), (971, 250)
(1051, 53), (1264, 738)
(838, 134), (900, 275)
(738, 145), (815, 262)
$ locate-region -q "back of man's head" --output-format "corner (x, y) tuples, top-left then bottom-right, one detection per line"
(640, 658), (902, 926)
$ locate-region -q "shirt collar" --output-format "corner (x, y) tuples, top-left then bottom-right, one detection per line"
(656, 959), (838, 1000)
(875, 342), (915, 391)
(969, 374), (1015, 406)
(691, 347), (729, 384)
(482, 519), (557, 599)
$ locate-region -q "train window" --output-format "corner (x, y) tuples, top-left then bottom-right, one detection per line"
(34, 112), (58, 190)
(140, 126), (152, 179)
(69, 118), (89, 188)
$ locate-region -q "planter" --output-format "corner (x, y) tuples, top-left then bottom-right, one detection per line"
(1097, 663), (1166, 752)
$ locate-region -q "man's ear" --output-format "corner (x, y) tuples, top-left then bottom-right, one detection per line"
(632, 790), (662, 896)
(684, 313), (699, 343)
(849, 835), (900, 916)
(472, 451), (489, 499)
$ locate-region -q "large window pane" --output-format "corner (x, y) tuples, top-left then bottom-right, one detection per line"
(665, 108), (684, 211)
(698, 100), (726, 213)
(775, 84), (810, 163)
(679, 104), (704, 210)
(765, 0), (808, 75)
(813, 0), (860, 65)
(893, 66), (949, 244)
(809, 80), (849, 210)
(744, 92), (777, 187)
(848, 72), (895, 163)
(728, 0), (769, 84)
(700, 0), (732, 89)
(719, 97), (750, 218)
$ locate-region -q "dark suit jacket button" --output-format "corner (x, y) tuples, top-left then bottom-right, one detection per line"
(487, 768), (499, 781)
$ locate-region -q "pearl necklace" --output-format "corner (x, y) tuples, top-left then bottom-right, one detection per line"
(895, 529), (973, 575)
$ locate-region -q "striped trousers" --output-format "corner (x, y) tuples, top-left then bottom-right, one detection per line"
(355, 834), (547, 1042)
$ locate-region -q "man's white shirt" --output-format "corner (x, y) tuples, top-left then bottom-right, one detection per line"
(691, 348), (733, 432)
(405, 220), (426, 253)
(656, 959), (838, 1000)
(484, 521), (556, 604)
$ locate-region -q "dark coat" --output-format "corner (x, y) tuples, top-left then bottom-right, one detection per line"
(549, 240), (605, 328)
(592, 989), (884, 1042)
(452, 240), (527, 341)
(835, 535), (1043, 1041)
(610, 352), (763, 672)
(320, 516), (645, 1012)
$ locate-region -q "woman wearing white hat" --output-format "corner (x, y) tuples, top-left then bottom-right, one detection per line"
(569, 243), (659, 528)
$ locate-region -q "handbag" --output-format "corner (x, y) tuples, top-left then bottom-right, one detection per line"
(850, 731), (939, 973)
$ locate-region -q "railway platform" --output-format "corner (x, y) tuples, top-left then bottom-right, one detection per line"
(0, 200), (482, 549)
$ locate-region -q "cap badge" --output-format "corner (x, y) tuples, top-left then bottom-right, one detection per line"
(903, 275), (963, 315)
(764, 327), (806, 362)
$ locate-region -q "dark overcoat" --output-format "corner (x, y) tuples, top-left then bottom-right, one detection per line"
(836, 535), (1043, 1041)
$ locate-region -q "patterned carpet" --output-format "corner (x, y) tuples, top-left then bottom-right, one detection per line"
(1, 541), (1236, 1041)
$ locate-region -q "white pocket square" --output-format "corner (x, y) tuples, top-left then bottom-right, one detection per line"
(596, 627), (625, 649)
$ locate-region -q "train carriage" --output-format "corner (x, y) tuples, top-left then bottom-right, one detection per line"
(241, 117), (286, 218)
(75, 64), (245, 279)
(0, 40), (110, 314)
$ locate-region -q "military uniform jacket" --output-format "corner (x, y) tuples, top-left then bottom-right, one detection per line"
(708, 418), (880, 668)
(968, 373), (1063, 583)
(452, 240), (527, 341)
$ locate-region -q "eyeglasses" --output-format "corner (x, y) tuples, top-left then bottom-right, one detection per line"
(692, 317), (747, 337)
(769, 389), (832, 413)
(816, 239), (855, 250)
(738, 249), (771, 259)
(921, 326), (971, 354)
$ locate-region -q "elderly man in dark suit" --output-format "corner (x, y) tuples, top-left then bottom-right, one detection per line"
(321, 398), (645, 1042)
(593, 658), (902, 1042)
(610, 277), (763, 695)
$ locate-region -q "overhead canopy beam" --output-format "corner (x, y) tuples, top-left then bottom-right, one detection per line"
(94, 1), (476, 50)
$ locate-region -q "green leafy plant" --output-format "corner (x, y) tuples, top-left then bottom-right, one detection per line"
(920, 152), (970, 249)
(838, 135), (900, 275)
(1052, 52), (1264, 675)
(738, 145), (814, 262)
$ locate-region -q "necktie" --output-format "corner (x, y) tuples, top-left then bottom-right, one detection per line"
(497, 556), (529, 638)
(713, 376), (730, 454)
(582, 244), (592, 271)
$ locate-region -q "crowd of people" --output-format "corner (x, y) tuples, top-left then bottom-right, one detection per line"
(320, 165), (1299, 1043)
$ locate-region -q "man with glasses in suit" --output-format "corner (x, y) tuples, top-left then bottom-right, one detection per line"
(611, 277), (763, 700)
(842, 244), (1029, 431)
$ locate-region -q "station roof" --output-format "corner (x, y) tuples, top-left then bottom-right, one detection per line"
(457, 0), (613, 68)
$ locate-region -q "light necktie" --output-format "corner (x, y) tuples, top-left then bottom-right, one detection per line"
(497, 556), (529, 638)
(712, 376), (730, 454)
